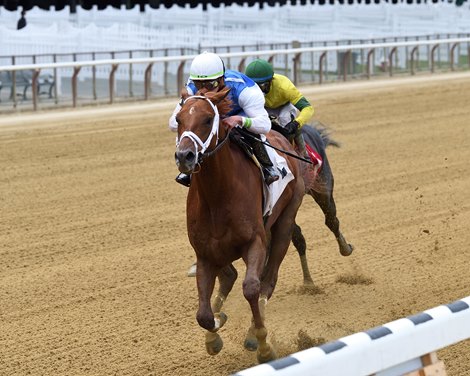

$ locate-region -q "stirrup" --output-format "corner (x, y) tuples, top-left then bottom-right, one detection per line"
(175, 173), (191, 187)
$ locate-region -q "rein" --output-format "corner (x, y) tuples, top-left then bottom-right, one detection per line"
(200, 129), (231, 161)
(235, 128), (313, 165)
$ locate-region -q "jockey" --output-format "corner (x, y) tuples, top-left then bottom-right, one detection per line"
(244, 59), (314, 159)
(169, 51), (279, 187)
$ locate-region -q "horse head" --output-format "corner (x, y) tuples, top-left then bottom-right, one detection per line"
(174, 87), (231, 174)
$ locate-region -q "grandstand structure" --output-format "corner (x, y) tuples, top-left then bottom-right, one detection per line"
(0, 2), (469, 56)
(0, 0), (469, 11)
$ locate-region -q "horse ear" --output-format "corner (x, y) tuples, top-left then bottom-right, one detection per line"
(180, 87), (190, 101)
(210, 86), (230, 104)
(219, 86), (231, 101)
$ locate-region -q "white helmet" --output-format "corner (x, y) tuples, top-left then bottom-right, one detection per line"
(189, 52), (225, 81)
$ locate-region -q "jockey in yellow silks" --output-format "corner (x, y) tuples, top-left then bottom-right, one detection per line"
(245, 59), (314, 158)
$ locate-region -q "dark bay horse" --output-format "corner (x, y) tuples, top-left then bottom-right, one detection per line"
(174, 87), (305, 363)
(291, 122), (354, 285)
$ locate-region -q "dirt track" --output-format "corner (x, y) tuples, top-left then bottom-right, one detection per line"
(1, 73), (470, 376)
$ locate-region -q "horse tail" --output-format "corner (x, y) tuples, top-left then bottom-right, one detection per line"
(300, 121), (338, 195)
(308, 120), (341, 149)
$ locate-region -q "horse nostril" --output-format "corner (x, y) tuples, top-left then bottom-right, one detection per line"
(175, 150), (196, 165)
(185, 151), (195, 163)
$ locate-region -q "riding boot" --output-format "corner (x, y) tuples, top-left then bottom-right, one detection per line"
(251, 140), (279, 185)
(294, 130), (309, 159)
(175, 173), (191, 187)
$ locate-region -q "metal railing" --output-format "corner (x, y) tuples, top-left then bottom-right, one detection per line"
(1, 37), (469, 112)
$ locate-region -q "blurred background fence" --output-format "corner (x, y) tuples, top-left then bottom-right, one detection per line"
(1, 2), (469, 111)
(1, 37), (469, 112)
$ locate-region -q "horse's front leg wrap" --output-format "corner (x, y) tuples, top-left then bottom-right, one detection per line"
(258, 295), (268, 321)
(205, 312), (228, 356)
(210, 312), (228, 333)
(249, 295), (274, 362)
(211, 294), (225, 313)
(255, 326), (276, 363)
(244, 296), (267, 352)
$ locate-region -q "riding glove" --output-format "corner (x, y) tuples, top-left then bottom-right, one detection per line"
(284, 120), (300, 136)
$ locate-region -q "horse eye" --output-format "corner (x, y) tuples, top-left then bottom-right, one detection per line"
(206, 116), (213, 126)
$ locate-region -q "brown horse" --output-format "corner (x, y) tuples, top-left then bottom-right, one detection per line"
(174, 87), (305, 363)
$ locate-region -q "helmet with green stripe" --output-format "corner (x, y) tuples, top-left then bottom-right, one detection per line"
(245, 59), (274, 83)
(189, 52), (225, 81)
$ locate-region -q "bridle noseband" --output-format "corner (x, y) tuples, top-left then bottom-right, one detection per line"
(176, 95), (230, 165)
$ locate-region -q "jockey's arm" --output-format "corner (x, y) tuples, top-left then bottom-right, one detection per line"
(293, 96), (314, 127)
(233, 85), (271, 134)
(168, 102), (181, 132)
(283, 79), (314, 127)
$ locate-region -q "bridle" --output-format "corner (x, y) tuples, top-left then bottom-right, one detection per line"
(176, 95), (231, 165)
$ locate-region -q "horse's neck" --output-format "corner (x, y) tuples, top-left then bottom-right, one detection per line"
(191, 143), (243, 200)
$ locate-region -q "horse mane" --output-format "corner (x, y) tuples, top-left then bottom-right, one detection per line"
(199, 87), (233, 118)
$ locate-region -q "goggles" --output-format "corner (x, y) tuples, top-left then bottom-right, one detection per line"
(257, 80), (271, 93)
(193, 79), (220, 91)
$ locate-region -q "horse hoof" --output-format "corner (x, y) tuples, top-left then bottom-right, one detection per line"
(257, 346), (277, 363)
(303, 278), (314, 287)
(337, 234), (354, 257)
(244, 326), (258, 351)
(244, 337), (258, 352)
(340, 243), (354, 257)
(205, 332), (223, 355)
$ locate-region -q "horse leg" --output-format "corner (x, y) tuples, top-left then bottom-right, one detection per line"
(310, 189), (354, 256)
(212, 264), (238, 313)
(250, 201), (302, 361)
(261, 208), (299, 299)
(196, 260), (227, 356)
(242, 239), (276, 363)
(205, 264), (238, 354)
(292, 222), (314, 286)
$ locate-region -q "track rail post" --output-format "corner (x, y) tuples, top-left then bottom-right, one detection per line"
(31, 69), (40, 111)
(144, 63), (154, 100)
(72, 66), (81, 108)
(319, 51), (327, 84)
(431, 44), (440, 73)
(389, 47), (397, 76)
(367, 48), (375, 79)
(109, 64), (119, 104)
(411, 46), (419, 75)
(450, 43), (458, 71)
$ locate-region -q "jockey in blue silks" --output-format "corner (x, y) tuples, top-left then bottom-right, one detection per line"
(169, 51), (279, 188)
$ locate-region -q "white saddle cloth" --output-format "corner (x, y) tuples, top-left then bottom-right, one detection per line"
(261, 135), (294, 217)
